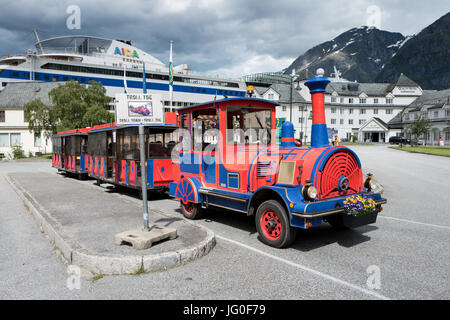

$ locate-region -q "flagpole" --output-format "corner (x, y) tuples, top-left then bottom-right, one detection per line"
(143, 62), (147, 94)
(169, 40), (173, 112)
(123, 64), (128, 94)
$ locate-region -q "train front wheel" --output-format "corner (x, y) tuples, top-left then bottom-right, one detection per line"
(180, 201), (204, 219)
(255, 200), (296, 248)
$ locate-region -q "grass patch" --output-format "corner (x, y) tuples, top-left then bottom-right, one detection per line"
(92, 274), (103, 281)
(340, 142), (374, 146)
(133, 263), (146, 275)
(391, 146), (450, 157)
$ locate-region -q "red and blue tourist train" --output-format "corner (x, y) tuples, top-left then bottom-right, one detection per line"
(51, 127), (90, 178)
(86, 118), (180, 192)
(169, 70), (386, 247)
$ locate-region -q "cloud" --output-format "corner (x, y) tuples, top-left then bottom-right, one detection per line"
(0, 0), (448, 77)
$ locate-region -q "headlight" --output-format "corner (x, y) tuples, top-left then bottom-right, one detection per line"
(364, 173), (384, 194)
(302, 180), (318, 200)
(307, 186), (318, 199)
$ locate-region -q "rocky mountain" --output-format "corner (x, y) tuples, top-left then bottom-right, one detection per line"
(284, 26), (407, 82)
(375, 12), (450, 90)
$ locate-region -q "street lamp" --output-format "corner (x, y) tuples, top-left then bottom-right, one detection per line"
(289, 71), (301, 123)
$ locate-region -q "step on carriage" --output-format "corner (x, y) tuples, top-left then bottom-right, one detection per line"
(170, 70), (387, 248)
(86, 117), (180, 193)
(51, 128), (90, 179)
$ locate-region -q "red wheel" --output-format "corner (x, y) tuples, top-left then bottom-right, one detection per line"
(180, 201), (204, 219)
(260, 209), (283, 241)
(256, 200), (296, 248)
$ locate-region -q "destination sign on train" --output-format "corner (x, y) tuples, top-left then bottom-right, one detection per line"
(115, 93), (164, 125)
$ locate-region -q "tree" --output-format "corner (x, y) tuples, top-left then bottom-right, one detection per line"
(49, 80), (112, 131)
(25, 80), (114, 138)
(24, 98), (56, 139)
(409, 117), (431, 144)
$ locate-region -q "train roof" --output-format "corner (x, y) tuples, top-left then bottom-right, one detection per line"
(176, 97), (280, 112)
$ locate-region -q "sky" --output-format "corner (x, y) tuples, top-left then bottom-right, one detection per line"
(0, 0), (448, 78)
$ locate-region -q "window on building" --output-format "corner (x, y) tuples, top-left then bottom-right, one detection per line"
(0, 110), (5, 122)
(340, 97), (344, 103)
(446, 131), (450, 141)
(386, 98), (393, 104)
(331, 119), (336, 124)
(340, 108), (344, 114)
(10, 133), (21, 146)
(373, 109), (378, 114)
(268, 93), (274, 100)
(359, 98), (366, 104)
(331, 107), (336, 113)
(349, 98), (354, 104)
(446, 109), (450, 117)
(348, 119), (353, 125)
(282, 106), (286, 112)
(298, 117), (304, 124)
(0, 133), (9, 146)
(331, 97), (337, 103)
(349, 109), (354, 114)
(386, 109), (393, 114)
(434, 111), (439, 118)
(359, 119), (366, 125)
(340, 119), (344, 125)
(360, 109), (366, 114)
(34, 134), (41, 147)
(374, 98), (379, 104)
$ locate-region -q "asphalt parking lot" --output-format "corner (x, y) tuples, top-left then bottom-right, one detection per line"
(0, 145), (449, 299)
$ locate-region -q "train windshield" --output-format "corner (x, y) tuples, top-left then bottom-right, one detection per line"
(226, 105), (272, 145)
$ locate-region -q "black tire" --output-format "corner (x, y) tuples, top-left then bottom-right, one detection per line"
(180, 201), (204, 219)
(325, 213), (349, 229)
(255, 200), (296, 248)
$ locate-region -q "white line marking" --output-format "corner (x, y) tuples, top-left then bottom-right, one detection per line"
(216, 235), (390, 300)
(379, 216), (450, 230)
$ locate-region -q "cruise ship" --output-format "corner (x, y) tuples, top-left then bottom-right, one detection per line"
(0, 35), (247, 106)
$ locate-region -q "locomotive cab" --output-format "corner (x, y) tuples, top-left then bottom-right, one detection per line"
(170, 69), (386, 248)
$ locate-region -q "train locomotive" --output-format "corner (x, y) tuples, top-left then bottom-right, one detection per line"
(170, 69), (386, 248)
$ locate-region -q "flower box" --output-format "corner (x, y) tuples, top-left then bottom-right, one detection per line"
(342, 210), (378, 228)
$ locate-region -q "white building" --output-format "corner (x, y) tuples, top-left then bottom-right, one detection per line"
(389, 88), (450, 145)
(250, 72), (423, 143)
(0, 82), (60, 158)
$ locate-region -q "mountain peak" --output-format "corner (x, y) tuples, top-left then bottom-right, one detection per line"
(284, 26), (405, 82)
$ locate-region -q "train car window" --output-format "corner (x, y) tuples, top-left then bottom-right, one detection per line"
(226, 106), (272, 145)
(192, 108), (218, 151)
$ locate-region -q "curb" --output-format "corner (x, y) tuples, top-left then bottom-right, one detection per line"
(389, 147), (450, 158)
(6, 174), (216, 275)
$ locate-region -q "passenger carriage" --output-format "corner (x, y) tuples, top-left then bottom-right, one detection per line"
(169, 70), (386, 248)
(86, 114), (180, 192)
(51, 128), (90, 178)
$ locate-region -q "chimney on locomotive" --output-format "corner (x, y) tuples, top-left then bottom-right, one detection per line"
(305, 68), (331, 148)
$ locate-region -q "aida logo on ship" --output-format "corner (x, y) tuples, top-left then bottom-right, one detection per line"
(113, 47), (140, 59)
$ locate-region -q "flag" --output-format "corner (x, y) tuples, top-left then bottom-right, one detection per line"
(169, 40), (173, 111)
(123, 64), (127, 94)
(143, 62), (147, 94)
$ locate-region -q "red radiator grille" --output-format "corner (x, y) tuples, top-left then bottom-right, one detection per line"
(317, 150), (362, 199)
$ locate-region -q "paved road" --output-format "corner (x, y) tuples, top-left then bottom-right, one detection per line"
(0, 145), (449, 299)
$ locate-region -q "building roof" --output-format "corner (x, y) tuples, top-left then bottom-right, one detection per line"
(256, 83), (306, 103)
(326, 81), (391, 97)
(385, 73), (420, 92)
(0, 81), (62, 109)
